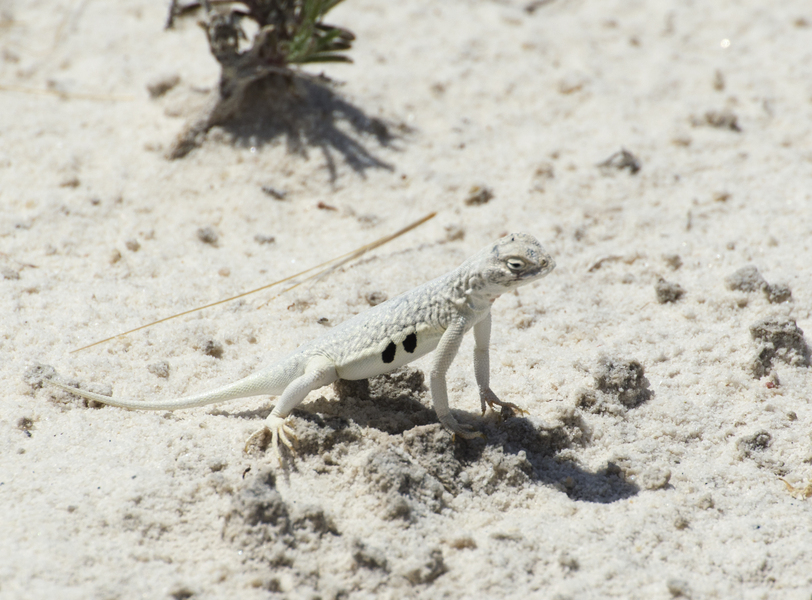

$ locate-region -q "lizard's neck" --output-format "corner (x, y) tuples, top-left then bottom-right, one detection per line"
(450, 265), (503, 314)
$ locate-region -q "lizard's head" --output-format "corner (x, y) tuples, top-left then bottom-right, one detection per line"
(476, 233), (555, 293)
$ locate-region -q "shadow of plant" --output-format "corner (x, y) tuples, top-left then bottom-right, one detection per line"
(221, 75), (396, 181)
(165, 1), (397, 181)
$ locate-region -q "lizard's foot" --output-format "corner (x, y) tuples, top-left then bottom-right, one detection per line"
(439, 415), (485, 441)
(480, 388), (527, 417)
(244, 415), (297, 465)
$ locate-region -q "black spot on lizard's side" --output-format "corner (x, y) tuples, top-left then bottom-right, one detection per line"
(403, 333), (417, 353)
(382, 342), (397, 364)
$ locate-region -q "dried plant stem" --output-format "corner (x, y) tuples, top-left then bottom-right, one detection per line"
(71, 212), (437, 353)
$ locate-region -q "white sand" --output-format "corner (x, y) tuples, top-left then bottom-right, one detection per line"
(2, 1), (812, 598)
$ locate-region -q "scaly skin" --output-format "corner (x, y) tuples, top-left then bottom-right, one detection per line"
(46, 233), (555, 462)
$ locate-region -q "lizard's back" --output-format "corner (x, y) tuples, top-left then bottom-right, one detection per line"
(298, 271), (462, 380)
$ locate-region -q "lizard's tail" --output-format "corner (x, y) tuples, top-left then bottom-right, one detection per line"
(44, 362), (298, 411)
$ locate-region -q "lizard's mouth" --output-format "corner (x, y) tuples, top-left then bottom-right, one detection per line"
(518, 267), (543, 280)
(516, 264), (552, 282)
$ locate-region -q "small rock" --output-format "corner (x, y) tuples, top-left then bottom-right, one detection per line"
(125, 239), (140, 252)
(203, 340), (224, 359)
(81, 383), (112, 409)
(598, 148), (641, 175)
(146, 73), (180, 98)
(169, 587), (195, 600)
(725, 265), (767, 293)
(667, 578), (691, 598)
(208, 459), (227, 472)
(594, 357), (652, 408)
(147, 360), (171, 378)
(655, 278), (685, 303)
(662, 254), (683, 270)
(765, 282), (792, 304)
(17, 417), (34, 433)
(575, 388), (599, 410)
(738, 430), (772, 455)
(750, 317), (810, 377)
(23, 364), (57, 390)
(261, 186), (287, 200)
(254, 234), (275, 245)
(703, 109), (741, 131)
(365, 291), (387, 306)
(197, 227), (219, 245)
(464, 185), (494, 206)
(59, 176), (80, 188)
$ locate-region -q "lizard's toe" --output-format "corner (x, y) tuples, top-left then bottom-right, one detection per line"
(242, 415), (297, 466)
(244, 426), (271, 454)
(276, 422), (297, 452)
(447, 420), (485, 441)
(484, 396), (528, 417)
(267, 415), (297, 466)
(452, 429), (486, 441)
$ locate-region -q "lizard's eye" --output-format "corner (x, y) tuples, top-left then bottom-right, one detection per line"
(506, 258), (526, 272)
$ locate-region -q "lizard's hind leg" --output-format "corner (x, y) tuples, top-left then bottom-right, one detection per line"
(245, 356), (338, 464)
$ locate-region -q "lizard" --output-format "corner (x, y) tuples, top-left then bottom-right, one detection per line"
(45, 232), (555, 461)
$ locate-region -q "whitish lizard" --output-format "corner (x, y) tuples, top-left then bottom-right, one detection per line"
(46, 233), (555, 459)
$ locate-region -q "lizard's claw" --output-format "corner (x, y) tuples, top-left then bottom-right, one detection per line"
(273, 416), (297, 452)
(443, 418), (485, 441)
(451, 429), (486, 441)
(244, 426), (269, 453)
(481, 388), (527, 417)
(244, 415), (297, 466)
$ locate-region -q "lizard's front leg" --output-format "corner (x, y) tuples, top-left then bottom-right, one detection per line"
(245, 356), (338, 463)
(430, 316), (483, 439)
(473, 313), (527, 416)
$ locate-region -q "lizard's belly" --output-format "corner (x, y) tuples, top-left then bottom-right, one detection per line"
(334, 327), (443, 380)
